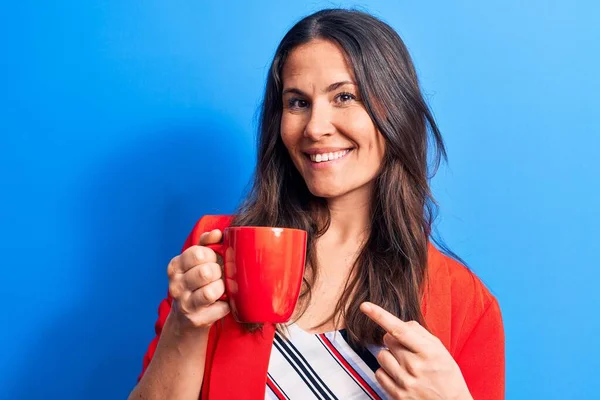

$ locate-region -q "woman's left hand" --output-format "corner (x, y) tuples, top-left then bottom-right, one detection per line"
(360, 302), (473, 400)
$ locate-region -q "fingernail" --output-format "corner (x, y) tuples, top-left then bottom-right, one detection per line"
(361, 302), (373, 313)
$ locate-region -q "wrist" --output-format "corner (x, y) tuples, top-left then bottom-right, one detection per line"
(166, 309), (211, 341)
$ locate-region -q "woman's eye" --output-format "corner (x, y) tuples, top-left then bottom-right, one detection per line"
(287, 98), (309, 109)
(335, 92), (357, 104)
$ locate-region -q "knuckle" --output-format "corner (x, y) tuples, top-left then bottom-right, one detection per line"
(403, 375), (417, 391)
(406, 320), (420, 328)
(197, 264), (214, 282)
(390, 328), (405, 340)
(202, 285), (219, 304)
(168, 280), (182, 299)
(212, 263), (223, 279)
(192, 246), (207, 264)
(409, 358), (423, 374)
(190, 288), (210, 308)
(198, 246), (219, 263)
(203, 246), (218, 259)
(182, 245), (204, 265)
(166, 256), (179, 278)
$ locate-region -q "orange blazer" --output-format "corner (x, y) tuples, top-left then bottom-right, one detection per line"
(139, 215), (505, 399)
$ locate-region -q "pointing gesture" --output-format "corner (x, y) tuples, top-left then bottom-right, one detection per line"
(360, 302), (473, 400)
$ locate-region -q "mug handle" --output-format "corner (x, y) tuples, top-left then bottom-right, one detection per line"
(204, 243), (228, 301)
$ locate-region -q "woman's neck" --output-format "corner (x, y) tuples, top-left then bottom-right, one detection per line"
(322, 185), (373, 246)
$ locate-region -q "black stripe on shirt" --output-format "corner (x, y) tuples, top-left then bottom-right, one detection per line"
(340, 329), (381, 373)
(274, 333), (339, 400)
(272, 335), (327, 399)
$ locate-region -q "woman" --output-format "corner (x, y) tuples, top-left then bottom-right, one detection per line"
(129, 9), (504, 400)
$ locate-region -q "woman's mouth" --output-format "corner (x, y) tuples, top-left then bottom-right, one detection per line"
(305, 149), (352, 164)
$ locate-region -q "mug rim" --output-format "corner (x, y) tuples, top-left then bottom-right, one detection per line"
(224, 226), (307, 235)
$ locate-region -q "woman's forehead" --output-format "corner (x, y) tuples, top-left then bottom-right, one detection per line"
(282, 40), (356, 88)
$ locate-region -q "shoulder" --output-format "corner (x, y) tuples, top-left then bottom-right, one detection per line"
(429, 244), (497, 311)
(424, 243), (502, 354)
(428, 245), (497, 315)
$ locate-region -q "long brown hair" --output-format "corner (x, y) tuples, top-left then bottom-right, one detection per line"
(232, 8), (448, 346)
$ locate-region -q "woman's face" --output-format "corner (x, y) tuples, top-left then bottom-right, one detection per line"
(280, 39), (386, 200)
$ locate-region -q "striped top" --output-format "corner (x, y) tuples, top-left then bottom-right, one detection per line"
(266, 324), (387, 400)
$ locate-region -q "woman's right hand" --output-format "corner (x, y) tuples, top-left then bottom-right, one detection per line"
(167, 229), (230, 333)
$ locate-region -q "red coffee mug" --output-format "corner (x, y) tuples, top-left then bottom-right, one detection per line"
(206, 226), (307, 323)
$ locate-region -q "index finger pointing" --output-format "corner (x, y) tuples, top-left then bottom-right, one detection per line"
(360, 302), (427, 353)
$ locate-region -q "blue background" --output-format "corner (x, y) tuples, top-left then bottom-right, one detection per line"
(2, 1), (598, 399)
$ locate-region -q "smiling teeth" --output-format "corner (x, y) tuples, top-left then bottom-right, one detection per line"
(310, 150), (349, 163)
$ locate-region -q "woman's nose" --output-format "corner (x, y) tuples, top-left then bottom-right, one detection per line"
(303, 102), (335, 140)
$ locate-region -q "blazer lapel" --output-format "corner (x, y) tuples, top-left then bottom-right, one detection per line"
(207, 315), (276, 399)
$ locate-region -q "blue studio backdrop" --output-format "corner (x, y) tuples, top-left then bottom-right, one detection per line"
(1, 1), (599, 399)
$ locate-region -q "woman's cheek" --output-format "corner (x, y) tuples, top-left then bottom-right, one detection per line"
(338, 107), (373, 137)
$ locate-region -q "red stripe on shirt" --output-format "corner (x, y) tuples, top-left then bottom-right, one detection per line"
(318, 333), (382, 400)
(267, 374), (289, 400)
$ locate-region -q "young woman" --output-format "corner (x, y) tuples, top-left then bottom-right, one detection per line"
(129, 9), (504, 400)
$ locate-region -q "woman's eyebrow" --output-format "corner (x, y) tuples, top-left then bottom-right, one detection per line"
(282, 87), (306, 96)
(325, 80), (355, 92)
(282, 81), (356, 96)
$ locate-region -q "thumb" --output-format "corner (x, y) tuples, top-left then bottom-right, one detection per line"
(199, 229), (223, 246)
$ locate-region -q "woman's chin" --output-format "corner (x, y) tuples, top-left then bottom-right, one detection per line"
(306, 184), (345, 199)
(306, 180), (374, 202)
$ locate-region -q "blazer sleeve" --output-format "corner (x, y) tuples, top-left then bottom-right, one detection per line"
(137, 215), (233, 381)
(455, 297), (505, 400)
